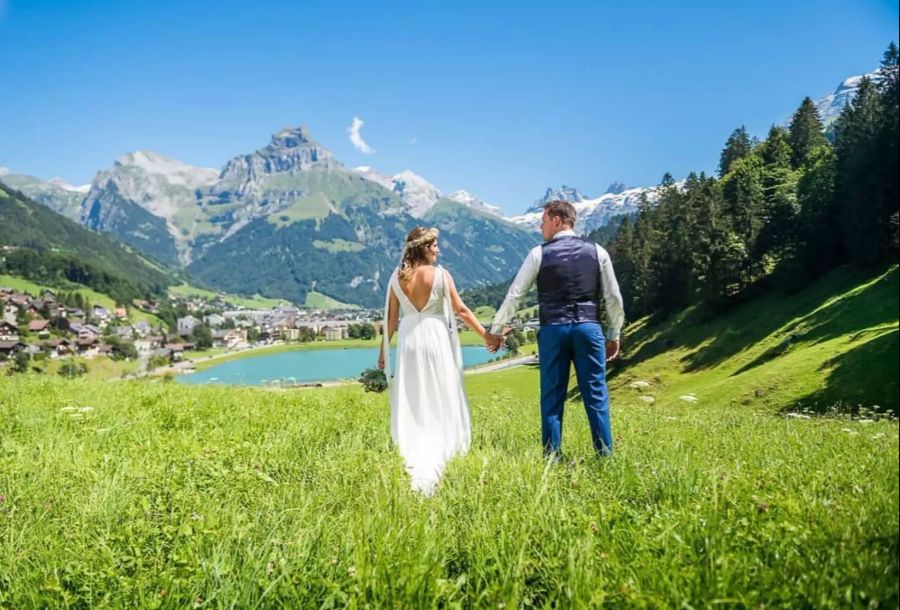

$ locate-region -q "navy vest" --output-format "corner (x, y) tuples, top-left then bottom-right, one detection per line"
(537, 235), (602, 325)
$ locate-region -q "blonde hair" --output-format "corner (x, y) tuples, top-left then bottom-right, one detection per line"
(399, 227), (439, 282)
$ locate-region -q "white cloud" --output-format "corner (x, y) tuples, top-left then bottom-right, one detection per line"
(348, 117), (375, 154)
(408, 137), (419, 145)
(0, 166), (10, 176)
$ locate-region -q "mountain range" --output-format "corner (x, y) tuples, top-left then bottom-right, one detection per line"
(2, 127), (538, 307)
(0, 68), (875, 306)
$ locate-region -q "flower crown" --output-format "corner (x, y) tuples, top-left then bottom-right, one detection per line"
(403, 228), (439, 252)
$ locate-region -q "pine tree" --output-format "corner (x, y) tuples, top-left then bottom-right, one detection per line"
(759, 126), (793, 169)
(627, 195), (660, 317)
(788, 97), (828, 168)
(718, 126), (753, 176)
(834, 77), (885, 265)
(796, 145), (843, 275)
(877, 42), (899, 258)
(607, 216), (635, 311)
(756, 127), (799, 266)
(653, 176), (693, 310)
(721, 155), (765, 286)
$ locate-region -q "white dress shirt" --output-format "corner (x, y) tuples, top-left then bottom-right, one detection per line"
(490, 230), (625, 341)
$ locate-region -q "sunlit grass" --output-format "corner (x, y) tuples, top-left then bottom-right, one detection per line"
(0, 265), (897, 608)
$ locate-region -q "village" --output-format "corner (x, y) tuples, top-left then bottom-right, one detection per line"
(0, 284), (384, 375)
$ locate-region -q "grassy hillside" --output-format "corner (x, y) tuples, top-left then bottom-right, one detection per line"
(611, 264), (898, 415)
(168, 283), (287, 310)
(0, 265), (896, 608)
(303, 290), (359, 310)
(0, 181), (174, 296)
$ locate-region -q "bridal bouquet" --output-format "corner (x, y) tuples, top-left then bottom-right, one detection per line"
(358, 368), (388, 393)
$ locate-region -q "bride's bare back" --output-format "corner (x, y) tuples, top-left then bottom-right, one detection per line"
(398, 265), (438, 311)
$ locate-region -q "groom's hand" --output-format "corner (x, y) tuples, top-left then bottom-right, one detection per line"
(484, 332), (502, 353)
(605, 340), (620, 362)
(485, 328), (512, 353)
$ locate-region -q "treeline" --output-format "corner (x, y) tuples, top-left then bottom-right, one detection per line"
(607, 44), (898, 319)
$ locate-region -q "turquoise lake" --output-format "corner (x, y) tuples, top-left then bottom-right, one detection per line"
(177, 346), (497, 386)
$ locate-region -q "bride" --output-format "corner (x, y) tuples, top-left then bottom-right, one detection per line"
(378, 227), (495, 495)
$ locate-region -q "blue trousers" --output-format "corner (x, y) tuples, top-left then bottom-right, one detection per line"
(537, 322), (612, 456)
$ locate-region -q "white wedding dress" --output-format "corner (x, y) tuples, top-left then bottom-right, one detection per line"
(382, 266), (472, 495)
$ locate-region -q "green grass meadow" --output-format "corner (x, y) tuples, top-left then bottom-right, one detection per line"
(0, 266), (897, 608)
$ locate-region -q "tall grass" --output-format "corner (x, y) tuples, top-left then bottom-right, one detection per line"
(1, 265), (897, 608)
(1, 372), (896, 608)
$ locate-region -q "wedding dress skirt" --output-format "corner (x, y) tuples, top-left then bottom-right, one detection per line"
(382, 267), (471, 495)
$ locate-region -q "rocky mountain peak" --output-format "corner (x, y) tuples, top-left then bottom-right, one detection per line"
(526, 185), (587, 213)
(219, 125), (344, 183)
(270, 125), (318, 149)
(605, 181), (627, 195)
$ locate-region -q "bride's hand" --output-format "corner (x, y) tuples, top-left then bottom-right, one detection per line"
(377, 351), (385, 370)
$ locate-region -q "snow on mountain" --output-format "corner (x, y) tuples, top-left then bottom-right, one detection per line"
(389, 170), (442, 217)
(446, 189), (502, 216)
(813, 70), (882, 126)
(353, 167), (442, 217)
(353, 167), (503, 218)
(511, 185), (668, 234)
(47, 178), (91, 193)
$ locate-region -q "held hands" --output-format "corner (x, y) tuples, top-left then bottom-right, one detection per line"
(484, 327), (513, 353)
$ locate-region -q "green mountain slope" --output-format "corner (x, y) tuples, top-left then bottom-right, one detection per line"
(0, 181), (175, 298)
(81, 184), (181, 267)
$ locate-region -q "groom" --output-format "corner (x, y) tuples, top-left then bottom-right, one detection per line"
(486, 200), (624, 457)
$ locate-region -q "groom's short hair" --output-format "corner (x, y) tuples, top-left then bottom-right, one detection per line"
(544, 200), (577, 227)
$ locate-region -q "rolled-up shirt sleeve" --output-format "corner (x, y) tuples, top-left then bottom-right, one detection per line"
(596, 244), (625, 341)
(490, 246), (541, 334)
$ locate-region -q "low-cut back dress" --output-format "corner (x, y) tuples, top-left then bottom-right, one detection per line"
(381, 266), (471, 494)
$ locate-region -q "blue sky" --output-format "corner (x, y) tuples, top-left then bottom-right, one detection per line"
(0, 0), (897, 215)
